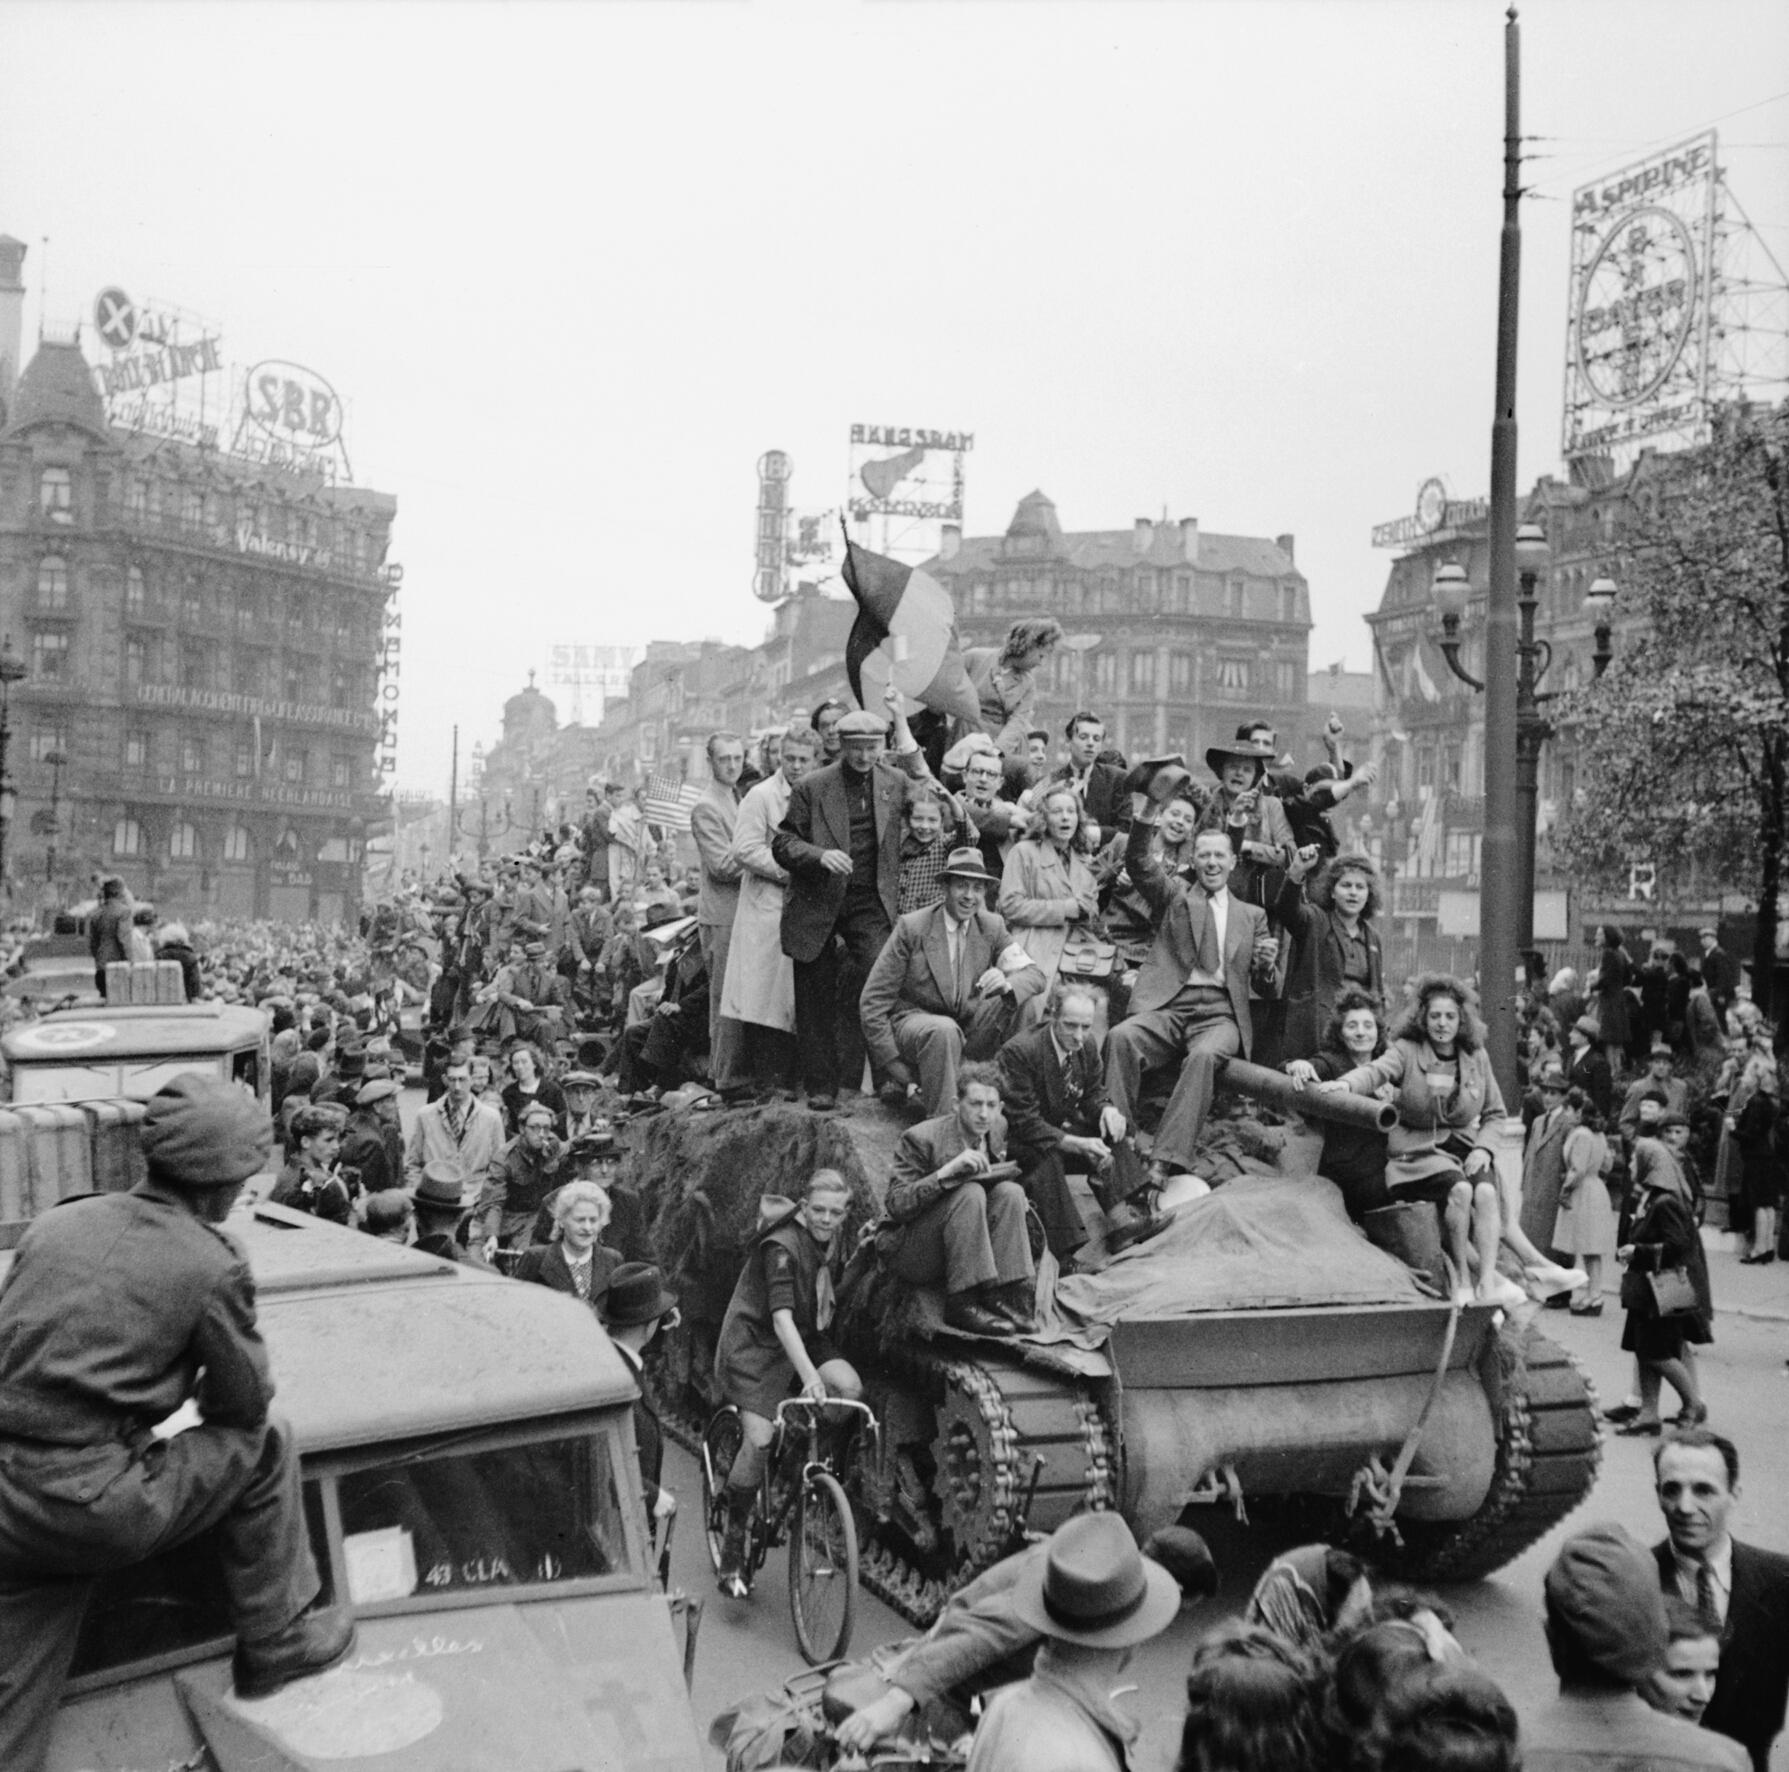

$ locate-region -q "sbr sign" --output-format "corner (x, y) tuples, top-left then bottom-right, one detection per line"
(245, 360), (343, 446)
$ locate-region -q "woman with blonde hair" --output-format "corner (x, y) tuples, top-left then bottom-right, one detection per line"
(998, 783), (1101, 1028)
(513, 1179), (620, 1307)
(956, 616), (1064, 758)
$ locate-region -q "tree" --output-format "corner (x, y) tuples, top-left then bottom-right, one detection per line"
(1558, 403), (1789, 1016)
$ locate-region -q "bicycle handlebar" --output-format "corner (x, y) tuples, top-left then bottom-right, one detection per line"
(773, 1395), (878, 1429)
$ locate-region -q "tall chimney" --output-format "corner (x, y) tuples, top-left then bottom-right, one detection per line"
(0, 236), (26, 406)
(1133, 517), (1153, 553)
(1275, 532), (1296, 562)
(1180, 517), (1200, 564)
(940, 522), (961, 561)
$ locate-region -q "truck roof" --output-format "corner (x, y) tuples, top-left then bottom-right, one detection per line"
(2, 1004), (269, 1064)
(0, 1203), (639, 1450)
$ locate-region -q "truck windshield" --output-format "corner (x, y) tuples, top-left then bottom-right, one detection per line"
(66, 1426), (637, 1685)
(337, 1431), (635, 1601)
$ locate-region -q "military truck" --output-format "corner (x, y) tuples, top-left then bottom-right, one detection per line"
(9, 1205), (707, 1772)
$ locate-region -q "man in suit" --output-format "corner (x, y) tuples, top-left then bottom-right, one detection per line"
(1105, 785), (1275, 1195)
(773, 696), (926, 1109)
(690, 732), (746, 1071)
(599, 1263), (680, 1539)
(883, 1064), (1034, 1337)
(405, 1055), (507, 1201)
(996, 983), (1129, 1264)
(1652, 1430), (1789, 1772)
(1049, 712), (1129, 846)
(861, 849), (1045, 1118)
(1699, 929), (1740, 1025)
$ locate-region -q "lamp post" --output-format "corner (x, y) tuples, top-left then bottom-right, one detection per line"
(1435, 538), (1623, 1023)
(42, 748), (66, 886)
(0, 636), (28, 892)
(453, 794), (515, 863)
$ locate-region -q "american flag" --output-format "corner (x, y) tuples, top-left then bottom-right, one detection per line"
(642, 768), (702, 832)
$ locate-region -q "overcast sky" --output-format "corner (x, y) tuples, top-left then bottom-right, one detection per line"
(5, 0), (1786, 794)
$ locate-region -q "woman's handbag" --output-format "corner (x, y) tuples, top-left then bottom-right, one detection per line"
(1645, 1266), (1699, 1316)
(1058, 928), (1117, 980)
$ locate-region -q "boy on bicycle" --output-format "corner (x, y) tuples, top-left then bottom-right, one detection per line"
(713, 1169), (864, 1596)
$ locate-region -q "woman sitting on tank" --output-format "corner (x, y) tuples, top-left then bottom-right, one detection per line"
(1317, 975), (1524, 1308)
(711, 1169), (865, 1597)
(1284, 989), (1392, 1224)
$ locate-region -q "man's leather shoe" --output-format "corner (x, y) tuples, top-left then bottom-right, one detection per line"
(944, 1294), (1012, 1338)
(234, 1605), (357, 1699)
(1106, 1209), (1172, 1252)
(992, 1281), (1038, 1334)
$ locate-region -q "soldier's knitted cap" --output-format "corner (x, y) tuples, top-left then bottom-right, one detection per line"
(142, 1074), (275, 1187)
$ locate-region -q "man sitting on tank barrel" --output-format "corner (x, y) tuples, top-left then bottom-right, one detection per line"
(712, 1169), (865, 1598)
(0, 1074), (356, 1772)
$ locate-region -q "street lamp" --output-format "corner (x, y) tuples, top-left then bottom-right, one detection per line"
(453, 794), (515, 863)
(1433, 531), (1622, 974)
(0, 636), (28, 890)
(42, 748), (66, 886)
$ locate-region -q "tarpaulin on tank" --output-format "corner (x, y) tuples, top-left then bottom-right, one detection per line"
(1036, 1175), (1430, 1348)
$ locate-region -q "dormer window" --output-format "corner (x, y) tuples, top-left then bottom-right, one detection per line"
(39, 467), (73, 524)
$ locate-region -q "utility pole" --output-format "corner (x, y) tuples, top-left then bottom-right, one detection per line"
(1479, 5), (1524, 1105)
(447, 724), (459, 867)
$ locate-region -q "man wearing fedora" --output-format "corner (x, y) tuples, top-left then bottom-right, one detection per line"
(965, 1513), (1180, 1772)
(773, 689), (927, 1110)
(1105, 775), (1277, 1194)
(837, 1521), (1215, 1753)
(860, 849), (1045, 1118)
(599, 1264), (681, 1531)
(0, 1076), (356, 1769)
(410, 1157), (495, 1268)
(1620, 1039), (1689, 1142)
(1197, 735), (1296, 883)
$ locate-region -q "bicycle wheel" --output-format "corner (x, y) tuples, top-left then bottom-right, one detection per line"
(701, 1409), (745, 1576)
(788, 1469), (858, 1664)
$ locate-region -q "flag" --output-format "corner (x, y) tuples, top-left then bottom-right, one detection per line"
(642, 768), (702, 832)
(841, 537), (980, 724)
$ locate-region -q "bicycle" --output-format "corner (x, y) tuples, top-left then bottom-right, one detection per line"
(700, 1394), (879, 1664)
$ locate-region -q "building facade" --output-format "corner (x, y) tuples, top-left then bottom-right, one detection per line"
(0, 338), (397, 923)
(1363, 453), (1716, 967)
(934, 492), (1315, 764)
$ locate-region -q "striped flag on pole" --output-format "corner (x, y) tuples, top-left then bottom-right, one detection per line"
(842, 536), (980, 724)
(642, 768), (702, 832)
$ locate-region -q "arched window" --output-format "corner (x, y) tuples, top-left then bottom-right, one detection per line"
(168, 821), (199, 861)
(113, 818), (143, 859)
(222, 825), (252, 864)
(36, 556), (69, 610)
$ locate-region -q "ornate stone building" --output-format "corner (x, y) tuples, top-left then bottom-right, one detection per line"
(0, 338), (397, 921)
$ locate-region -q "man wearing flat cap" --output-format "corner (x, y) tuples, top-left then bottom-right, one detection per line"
(340, 1076), (404, 1196)
(773, 686), (928, 1110)
(0, 1075), (354, 1770)
(1524, 1523), (1747, 1770)
(860, 848), (1044, 1118)
(965, 1513), (1180, 1772)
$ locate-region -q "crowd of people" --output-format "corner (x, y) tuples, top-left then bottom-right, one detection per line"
(796, 1422), (1785, 1772)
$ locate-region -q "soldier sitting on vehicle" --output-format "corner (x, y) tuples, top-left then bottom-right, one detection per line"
(712, 1170), (864, 1598)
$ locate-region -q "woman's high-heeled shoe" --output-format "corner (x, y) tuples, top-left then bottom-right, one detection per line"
(1670, 1403), (1709, 1427)
(1614, 1417), (1663, 1436)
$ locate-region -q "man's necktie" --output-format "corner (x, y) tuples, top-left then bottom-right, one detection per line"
(1695, 1560), (1719, 1630)
(1196, 891), (1220, 974)
(814, 1265), (836, 1333)
(953, 926), (967, 1008)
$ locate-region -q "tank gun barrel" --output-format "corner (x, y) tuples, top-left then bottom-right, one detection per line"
(1220, 1057), (1398, 1132)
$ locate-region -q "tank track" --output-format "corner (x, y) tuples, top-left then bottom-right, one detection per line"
(650, 1335), (1113, 1629)
(1353, 1322), (1603, 1584)
(851, 1332), (1115, 1627)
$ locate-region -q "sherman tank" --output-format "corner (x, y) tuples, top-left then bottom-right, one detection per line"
(620, 1075), (1601, 1626)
